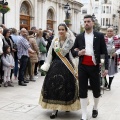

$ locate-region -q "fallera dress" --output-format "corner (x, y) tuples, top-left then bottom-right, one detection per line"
(39, 40), (80, 111)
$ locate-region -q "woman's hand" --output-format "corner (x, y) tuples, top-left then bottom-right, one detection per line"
(12, 49), (16, 52)
(102, 70), (108, 77)
(112, 53), (117, 57)
(78, 49), (86, 56)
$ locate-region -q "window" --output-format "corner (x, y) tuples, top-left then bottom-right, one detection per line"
(82, 9), (87, 14)
(101, 18), (102, 26)
(103, 18), (105, 26)
(106, 18), (108, 26)
(95, 7), (98, 14)
(47, 9), (54, 20)
(20, 2), (29, 15)
(102, 6), (105, 13)
(106, 6), (109, 13)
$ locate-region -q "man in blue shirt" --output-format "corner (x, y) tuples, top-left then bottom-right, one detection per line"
(17, 28), (35, 86)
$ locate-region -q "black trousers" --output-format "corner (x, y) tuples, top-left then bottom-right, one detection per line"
(18, 55), (28, 83)
(78, 64), (101, 98)
(0, 55), (3, 84)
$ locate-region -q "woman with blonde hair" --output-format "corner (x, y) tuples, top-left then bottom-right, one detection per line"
(28, 30), (39, 81)
(35, 30), (47, 76)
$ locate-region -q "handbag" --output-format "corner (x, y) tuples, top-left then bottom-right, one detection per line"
(39, 42), (47, 53)
(13, 43), (17, 50)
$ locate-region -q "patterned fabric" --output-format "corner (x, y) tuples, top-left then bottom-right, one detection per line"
(17, 36), (30, 59)
(105, 36), (120, 51)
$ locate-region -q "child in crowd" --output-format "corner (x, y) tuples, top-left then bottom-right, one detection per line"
(2, 45), (14, 87)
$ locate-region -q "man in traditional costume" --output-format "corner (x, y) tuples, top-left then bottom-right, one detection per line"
(72, 15), (108, 120)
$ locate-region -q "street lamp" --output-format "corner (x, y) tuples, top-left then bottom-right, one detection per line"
(0, 0), (9, 24)
(64, 3), (71, 19)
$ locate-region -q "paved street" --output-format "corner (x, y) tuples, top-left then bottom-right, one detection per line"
(0, 70), (120, 120)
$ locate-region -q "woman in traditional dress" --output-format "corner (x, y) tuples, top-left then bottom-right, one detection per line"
(104, 27), (120, 90)
(39, 23), (80, 119)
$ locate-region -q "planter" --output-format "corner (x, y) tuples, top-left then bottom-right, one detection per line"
(64, 19), (71, 25)
(0, 4), (10, 14)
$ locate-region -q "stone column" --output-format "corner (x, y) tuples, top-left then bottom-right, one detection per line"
(41, 1), (47, 30)
(76, 12), (80, 33)
(56, 2), (60, 27)
(37, 1), (41, 28)
(34, 0), (38, 27)
(16, 0), (20, 30)
(72, 8), (75, 31)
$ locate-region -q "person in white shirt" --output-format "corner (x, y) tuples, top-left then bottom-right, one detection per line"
(72, 15), (108, 120)
(0, 27), (3, 86)
(2, 45), (14, 87)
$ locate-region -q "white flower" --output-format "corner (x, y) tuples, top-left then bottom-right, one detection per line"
(101, 59), (104, 63)
(112, 46), (115, 49)
(54, 41), (60, 50)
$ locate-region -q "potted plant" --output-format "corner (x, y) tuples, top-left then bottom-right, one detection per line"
(0, 4), (10, 14)
(64, 19), (71, 25)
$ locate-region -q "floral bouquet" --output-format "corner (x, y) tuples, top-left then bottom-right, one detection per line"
(109, 45), (115, 58)
(54, 40), (60, 52)
(100, 59), (105, 93)
(109, 45), (115, 67)
(100, 59), (105, 76)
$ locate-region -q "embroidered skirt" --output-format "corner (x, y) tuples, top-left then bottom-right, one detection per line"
(39, 58), (80, 111)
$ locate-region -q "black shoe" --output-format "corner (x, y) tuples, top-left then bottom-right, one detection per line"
(50, 110), (58, 119)
(18, 81), (27, 86)
(34, 72), (38, 75)
(24, 80), (29, 83)
(92, 110), (98, 118)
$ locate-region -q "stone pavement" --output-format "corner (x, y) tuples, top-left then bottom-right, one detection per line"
(0, 71), (120, 120)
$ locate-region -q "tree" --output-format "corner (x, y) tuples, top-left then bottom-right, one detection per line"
(93, 20), (101, 31)
(80, 25), (84, 33)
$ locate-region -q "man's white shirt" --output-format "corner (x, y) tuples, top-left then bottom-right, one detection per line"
(85, 31), (96, 65)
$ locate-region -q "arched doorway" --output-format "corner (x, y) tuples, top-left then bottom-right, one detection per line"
(20, 1), (31, 30)
(47, 9), (55, 30)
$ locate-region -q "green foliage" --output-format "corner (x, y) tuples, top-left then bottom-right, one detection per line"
(0, 4), (10, 14)
(93, 20), (101, 31)
(80, 25), (84, 33)
(64, 19), (71, 24)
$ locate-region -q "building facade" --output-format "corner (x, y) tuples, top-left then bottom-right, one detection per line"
(80, 0), (120, 34)
(0, 0), (83, 34)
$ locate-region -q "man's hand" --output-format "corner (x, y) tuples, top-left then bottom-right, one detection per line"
(102, 70), (108, 77)
(32, 50), (36, 54)
(78, 49), (86, 56)
(112, 53), (117, 57)
(74, 48), (80, 51)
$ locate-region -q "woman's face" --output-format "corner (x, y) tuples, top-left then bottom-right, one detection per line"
(6, 30), (11, 37)
(7, 47), (10, 53)
(58, 26), (67, 37)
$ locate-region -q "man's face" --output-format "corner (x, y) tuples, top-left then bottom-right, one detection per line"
(84, 18), (94, 31)
(32, 28), (37, 33)
(107, 28), (114, 37)
(21, 30), (28, 37)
